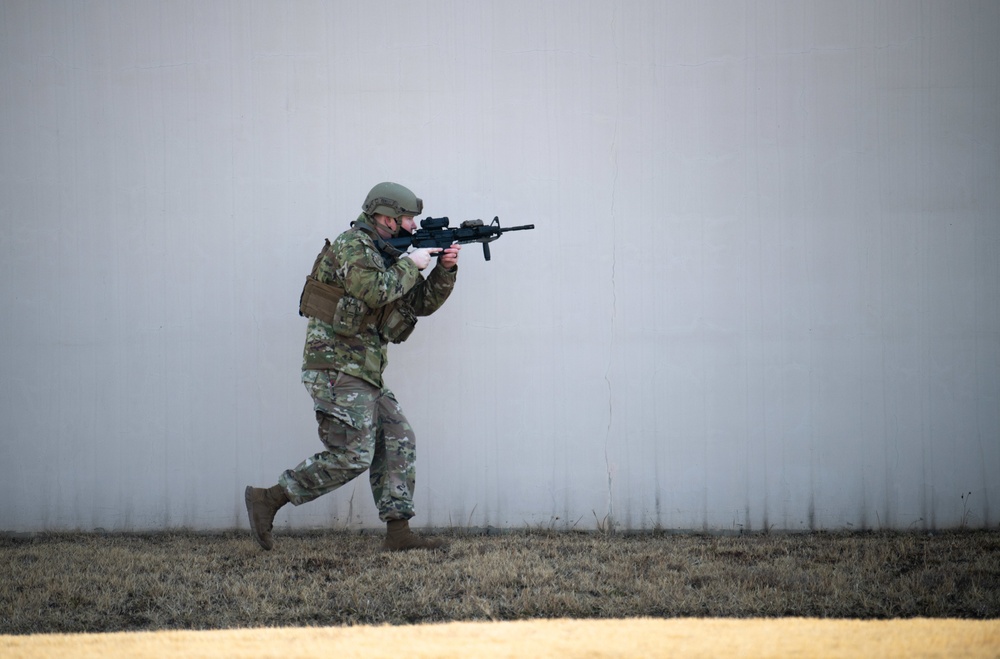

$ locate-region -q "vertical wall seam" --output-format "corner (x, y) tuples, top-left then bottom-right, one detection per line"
(603, 0), (621, 532)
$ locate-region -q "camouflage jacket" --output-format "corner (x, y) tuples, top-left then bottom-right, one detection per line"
(301, 215), (457, 388)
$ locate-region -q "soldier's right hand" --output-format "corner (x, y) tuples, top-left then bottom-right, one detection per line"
(402, 248), (441, 270)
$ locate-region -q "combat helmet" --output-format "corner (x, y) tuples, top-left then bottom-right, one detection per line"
(362, 182), (423, 219)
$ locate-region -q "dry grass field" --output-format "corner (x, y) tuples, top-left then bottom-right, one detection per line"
(2, 529), (998, 636)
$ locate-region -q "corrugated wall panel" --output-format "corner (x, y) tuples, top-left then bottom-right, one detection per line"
(1, 0), (997, 533)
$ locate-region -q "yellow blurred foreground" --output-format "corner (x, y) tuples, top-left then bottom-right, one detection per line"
(3, 617), (998, 658)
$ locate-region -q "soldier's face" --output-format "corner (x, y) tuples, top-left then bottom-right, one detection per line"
(373, 214), (416, 239)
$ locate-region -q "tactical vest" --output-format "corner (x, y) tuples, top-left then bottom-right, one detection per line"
(298, 232), (417, 344)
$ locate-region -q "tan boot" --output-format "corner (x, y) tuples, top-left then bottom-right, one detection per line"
(382, 519), (447, 551)
(244, 484), (288, 550)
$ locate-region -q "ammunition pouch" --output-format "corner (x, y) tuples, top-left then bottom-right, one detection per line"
(299, 276), (372, 337)
(299, 275), (342, 323)
(300, 240), (337, 321)
(380, 304), (417, 344)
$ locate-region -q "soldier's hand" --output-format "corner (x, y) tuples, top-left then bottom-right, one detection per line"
(439, 243), (461, 270)
(403, 248), (441, 271)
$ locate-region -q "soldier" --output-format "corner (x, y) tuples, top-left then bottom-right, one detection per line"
(245, 182), (460, 551)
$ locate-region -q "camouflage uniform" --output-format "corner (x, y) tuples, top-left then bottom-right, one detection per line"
(278, 216), (456, 521)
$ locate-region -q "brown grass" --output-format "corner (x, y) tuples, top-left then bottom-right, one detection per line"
(2, 529), (998, 634)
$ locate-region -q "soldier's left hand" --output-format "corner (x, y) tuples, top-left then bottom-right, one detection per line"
(439, 243), (461, 270)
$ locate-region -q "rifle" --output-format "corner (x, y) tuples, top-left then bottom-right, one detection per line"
(386, 216), (535, 261)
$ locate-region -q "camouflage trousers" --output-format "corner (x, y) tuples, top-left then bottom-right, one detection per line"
(278, 370), (417, 522)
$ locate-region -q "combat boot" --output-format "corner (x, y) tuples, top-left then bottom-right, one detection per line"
(244, 484), (288, 550)
(382, 519), (447, 551)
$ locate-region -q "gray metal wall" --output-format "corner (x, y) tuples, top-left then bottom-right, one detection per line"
(2, 1), (998, 533)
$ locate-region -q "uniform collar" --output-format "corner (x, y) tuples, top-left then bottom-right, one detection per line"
(352, 214), (405, 261)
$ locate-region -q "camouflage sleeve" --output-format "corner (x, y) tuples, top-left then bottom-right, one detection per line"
(404, 262), (457, 317)
(332, 231), (421, 309)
